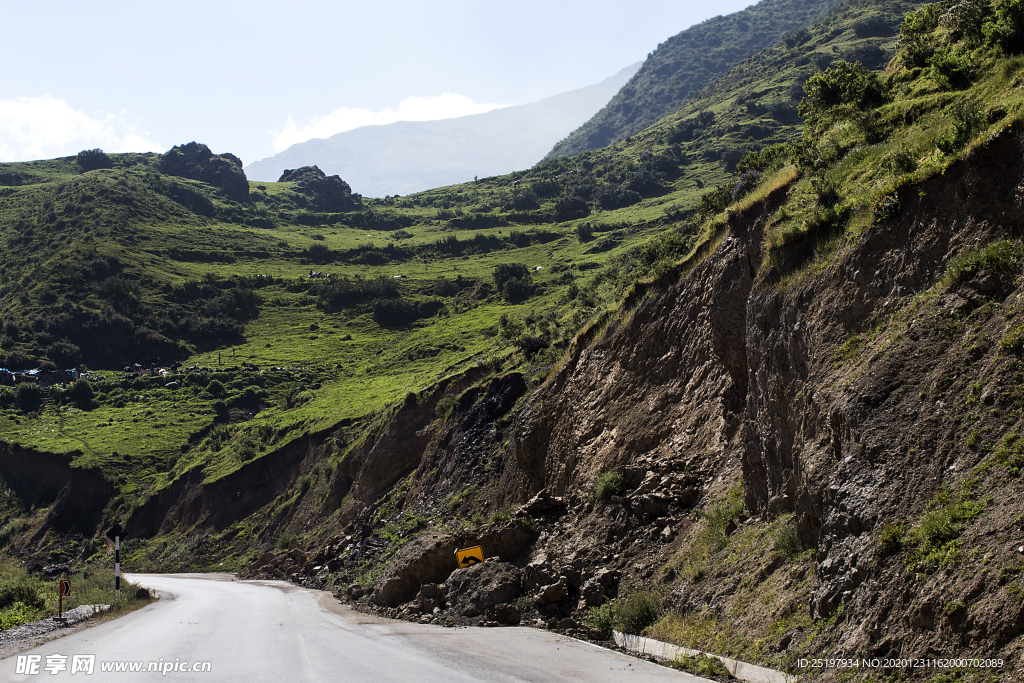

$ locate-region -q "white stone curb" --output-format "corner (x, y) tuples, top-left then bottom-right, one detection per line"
(613, 631), (798, 683)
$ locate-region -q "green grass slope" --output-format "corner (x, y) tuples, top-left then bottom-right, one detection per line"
(0, 0), (924, 503)
(544, 0), (847, 160)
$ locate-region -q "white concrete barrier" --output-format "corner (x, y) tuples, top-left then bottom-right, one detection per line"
(613, 631), (798, 683)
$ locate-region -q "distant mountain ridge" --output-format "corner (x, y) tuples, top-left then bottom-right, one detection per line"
(544, 0), (844, 160)
(246, 64), (640, 196)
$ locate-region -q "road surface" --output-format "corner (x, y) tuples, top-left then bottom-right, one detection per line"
(0, 573), (709, 682)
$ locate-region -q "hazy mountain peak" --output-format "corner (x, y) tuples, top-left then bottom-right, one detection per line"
(245, 63), (640, 197)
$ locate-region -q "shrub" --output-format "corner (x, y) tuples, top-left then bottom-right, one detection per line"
(554, 195), (590, 220)
(798, 60), (888, 124)
(737, 142), (794, 173)
(0, 577), (45, 610)
(897, 4), (943, 67)
(583, 602), (617, 638)
(76, 148), (112, 172)
(930, 45), (975, 89)
(15, 383), (42, 413)
(493, 264), (534, 303)
(594, 184), (642, 210)
(592, 471), (624, 501)
(988, 0), (1024, 52)
(68, 379), (97, 409)
(277, 532), (297, 551)
(731, 170), (760, 202)
(698, 184), (732, 221)
(576, 222), (594, 242)
(773, 524), (801, 557)
(878, 522), (906, 554)
(372, 297), (418, 327)
(46, 341), (81, 367)
(435, 395), (457, 419)
(432, 278), (460, 297)
(614, 591), (662, 635)
(939, 0), (986, 45)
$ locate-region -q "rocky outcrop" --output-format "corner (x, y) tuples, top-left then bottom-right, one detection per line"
(278, 166), (359, 212)
(158, 142), (249, 203)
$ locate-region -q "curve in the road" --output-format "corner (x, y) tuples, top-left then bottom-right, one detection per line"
(1, 573), (710, 682)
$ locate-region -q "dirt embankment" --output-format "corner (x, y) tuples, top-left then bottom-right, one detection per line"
(0, 443), (111, 536)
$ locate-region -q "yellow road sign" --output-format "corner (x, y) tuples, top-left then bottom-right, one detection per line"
(455, 546), (484, 568)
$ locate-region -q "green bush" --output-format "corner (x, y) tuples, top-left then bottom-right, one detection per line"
(897, 4), (943, 67)
(930, 45), (975, 89)
(493, 263), (535, 303)
(798, 60), (888, 124)
(435, 395), (457, 419)
(15, 383), (42, 414)
(614, 591), (663, 635)
(583, 601), (617, 638)
(592, 471), (624, 501)
(0, 577), (44, 611)
(988, 0), (1024, 52)
(77, 148), (112, 172)
(878, 521), (907, 554)
(773, 524), (801, 557)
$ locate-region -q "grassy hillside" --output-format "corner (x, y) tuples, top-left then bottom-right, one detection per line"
(8, 6), (1024, 676)
(0, 0), (928, 509)
(545, 0), (846, 159)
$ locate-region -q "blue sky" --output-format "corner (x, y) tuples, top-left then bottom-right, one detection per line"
(1, 0), (754, 165)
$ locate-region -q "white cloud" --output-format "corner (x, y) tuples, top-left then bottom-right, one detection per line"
(0, 95), (162, 162)
(272, 93), (509, 152)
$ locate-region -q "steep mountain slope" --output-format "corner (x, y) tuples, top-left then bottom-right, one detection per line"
(545, 0), (846, 160)
(4, 1), (1024, 680)
(245, 64), (640, 196)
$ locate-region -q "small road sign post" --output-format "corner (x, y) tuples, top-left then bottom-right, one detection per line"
(106, 524), (125, 598)
(455, 545), (484, 569)
(55, 579), (71, 623)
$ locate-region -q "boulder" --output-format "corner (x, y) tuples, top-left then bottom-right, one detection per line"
(415, 583), (448, 612)
(535, 580), (569, 605)
(278, 166), (358, 212)
(487, 603), (521, 625)
(371, 533), (461, 607)
(444, 561), (522, 618)
(515, 491), (566, 516)
(579, 568), (620, 607)
(158, 142), (249, 203)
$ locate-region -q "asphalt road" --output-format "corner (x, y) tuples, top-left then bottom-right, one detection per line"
(0, 573), (709, 682)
